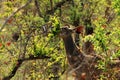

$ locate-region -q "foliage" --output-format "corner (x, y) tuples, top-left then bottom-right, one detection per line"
(113, 0), (120, 15)
(0, 0), (120, 80)
(50, 16), (61, 36)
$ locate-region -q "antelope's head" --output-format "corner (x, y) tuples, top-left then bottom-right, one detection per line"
(59, 26), (73, 39)
(59, 26), (84, 39)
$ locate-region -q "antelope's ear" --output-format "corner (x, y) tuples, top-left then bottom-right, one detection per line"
(73, 26), (84, 34)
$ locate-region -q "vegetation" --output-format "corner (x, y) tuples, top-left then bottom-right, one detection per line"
(0, 0), (120, 80)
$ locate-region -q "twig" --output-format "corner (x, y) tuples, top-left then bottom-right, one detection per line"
(0, 0), (32, 32)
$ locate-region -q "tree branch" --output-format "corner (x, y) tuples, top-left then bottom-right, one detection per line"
(34, 0), (43, 18)
(0, 0), (32, 32)
(46, 0), (71, 14)
(0, 0), (71, 32)
(2, 55), (50, 80)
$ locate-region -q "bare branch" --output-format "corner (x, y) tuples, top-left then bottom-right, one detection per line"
(0, 0), (32, 32)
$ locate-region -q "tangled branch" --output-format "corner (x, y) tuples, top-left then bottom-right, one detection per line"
(0, 0), (32, 32)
